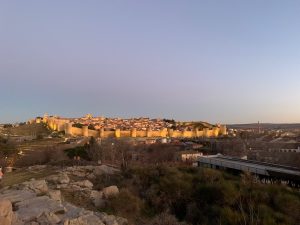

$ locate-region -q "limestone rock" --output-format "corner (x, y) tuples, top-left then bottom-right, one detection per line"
(61, 203), (89, 220)
(93, 165), (119, 176)
(0, 190), (36, 204)
(102, 186), (119, 198)
(98, 213), (128, 225)
(116, 217), (128, 225)
(72, 171), (87, 178)
(28, 165), (47, 171)
(15, 196), (66, 222)
(56, 184), (69, 189)
(36, 212), (61, 225)
(90, 191), (105, 208)
(87, 173), (96, 180)
(0, 199), (13, 225)
(23, 180), (48, 194)
(48, 190), (62, 203)
(47, 173), (70, 184)
(63, 214), (105, 225)
(72, 180), (93, 189)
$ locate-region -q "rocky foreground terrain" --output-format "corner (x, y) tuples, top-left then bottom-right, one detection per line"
(0, 165), (127, 225)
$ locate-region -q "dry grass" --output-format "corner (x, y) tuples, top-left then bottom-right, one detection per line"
(5, 123), (50, 136)
(1, 167), (57, 188)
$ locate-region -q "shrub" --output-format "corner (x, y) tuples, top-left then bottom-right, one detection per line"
(64, 146), (89, 160)
(105, 188), (142, 222)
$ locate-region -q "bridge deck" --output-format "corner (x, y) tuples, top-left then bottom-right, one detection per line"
(197, 155), (300, 180)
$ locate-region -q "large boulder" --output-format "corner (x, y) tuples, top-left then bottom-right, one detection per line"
(93, 165), (119, 176)
(47, 173), (70, 184)
(15, 196), (66, 222)
(0, 199), (13, 225)
(36, 212), (61, 225)
(23, 179), (49, 194)
(0, 190), (36, 204)
(90, 191), (105, 208)
(102, 186), (119, 198)
(48, 190), (62, 203)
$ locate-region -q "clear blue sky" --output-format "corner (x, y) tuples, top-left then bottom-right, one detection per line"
(1, 1), (300, 124)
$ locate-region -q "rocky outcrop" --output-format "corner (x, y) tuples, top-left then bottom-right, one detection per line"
(47, 173), (70, 185)
(72, 180), (93, 189)
(0, 199), (13, 225)
(22, 179), (49, 194)
(64, 214), (105, 225)
(90, 191), (105, 207)
(0, 190), (36, 203)
(93, 165), (119, 176)
(48, 190), (62, 203)
(65, 165), (119, 178)
(15, 195), (66, 222)
(36, 212), (61, 225)
(0, 165), (126, 225)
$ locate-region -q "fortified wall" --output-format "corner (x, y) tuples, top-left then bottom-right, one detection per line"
(43, 117), (227, 139)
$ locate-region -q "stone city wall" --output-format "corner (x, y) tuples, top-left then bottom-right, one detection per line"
(43, 117), (227, 138)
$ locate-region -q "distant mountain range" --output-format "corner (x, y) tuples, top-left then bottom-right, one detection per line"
(228, 123), (300, 130)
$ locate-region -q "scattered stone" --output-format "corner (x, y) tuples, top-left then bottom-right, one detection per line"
(0, 199), (13, 225)
(102, 186), (119, 198)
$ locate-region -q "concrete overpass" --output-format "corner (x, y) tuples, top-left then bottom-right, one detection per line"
(197, 154), (300, 187)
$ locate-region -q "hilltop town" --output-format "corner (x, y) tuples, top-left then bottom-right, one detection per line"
(31, 114), (227, 139)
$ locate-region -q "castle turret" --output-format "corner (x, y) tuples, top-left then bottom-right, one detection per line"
(65, 123), (73, 136)
(182, 129), (187, 137)
(57, 121), (65, 132)
(146, 128), (152, 138)
(213, 127), (219, 137)
(115, 129), (121, 138)
(43, 113), (49, 123)
(99, 128), (105, 138)
(53, 122), (58, 131)
(82, 126), (89, 137)
(220, 125), (227, 135)
(194, 128), (199, 137)
(131, 128), (137, 138)
(160, 128), (167, 137)
(167, 128), (174, 138)
(203, 128), (209, 137)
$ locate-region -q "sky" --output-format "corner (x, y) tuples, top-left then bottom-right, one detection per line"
(1, 0), (300, 124)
